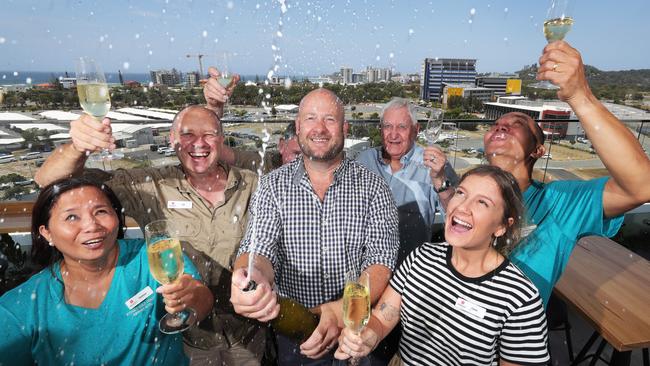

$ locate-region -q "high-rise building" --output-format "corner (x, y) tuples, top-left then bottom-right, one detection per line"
(150, 69), (182, 86)
(420, 58), (477, 101)
(185, 71), (200, 88)
(475, 73), (522, 97)
(340, 67), (353, 84)
(379, 68), (392, 82)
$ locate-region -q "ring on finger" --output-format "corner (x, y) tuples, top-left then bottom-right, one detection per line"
(552, 63), (559, 72)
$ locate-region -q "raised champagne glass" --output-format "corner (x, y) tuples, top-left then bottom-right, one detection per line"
(216, 52), (234, 119)
(145, 220), (197, 334)
(533, 0), (574, 89)
(342, 270), (371, 366)
(423, 108), (443, 146)
(75, 57), (123, 160)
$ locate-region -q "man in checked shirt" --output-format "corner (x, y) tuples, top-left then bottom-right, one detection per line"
(230, 88), (400, 365)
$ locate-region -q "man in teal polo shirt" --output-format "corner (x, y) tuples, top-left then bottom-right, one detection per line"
(483, 41), (650, 305)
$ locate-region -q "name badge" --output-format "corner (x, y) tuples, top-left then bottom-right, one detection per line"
(168, 200), (192, 209)
(455, 297), (487, 319)
(126, 286), (154, 310)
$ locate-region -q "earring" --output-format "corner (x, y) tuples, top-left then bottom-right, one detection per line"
(48, 241), (54, 247)
(492, 236), (498, 247)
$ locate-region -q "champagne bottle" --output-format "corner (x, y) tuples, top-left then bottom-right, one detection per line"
(244, 281), (319, 343)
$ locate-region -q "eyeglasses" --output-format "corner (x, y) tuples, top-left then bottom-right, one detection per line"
(380, 122), (411, 132)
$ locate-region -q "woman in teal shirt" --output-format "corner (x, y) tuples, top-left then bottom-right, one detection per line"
(0, 178), (213, 365)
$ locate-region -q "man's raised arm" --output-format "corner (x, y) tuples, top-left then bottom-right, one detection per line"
(35, 115), (115, 187)
(538, 41), (650, 217)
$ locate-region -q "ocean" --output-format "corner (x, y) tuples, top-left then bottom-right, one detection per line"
(0, 71), (298, 86)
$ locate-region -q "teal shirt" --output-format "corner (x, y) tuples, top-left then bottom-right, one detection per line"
(0, 238), (200, 366)
(511, 177), (624, 306)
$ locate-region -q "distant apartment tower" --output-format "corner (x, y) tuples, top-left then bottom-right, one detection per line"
(185, 71), (200, 88)
(475, 73), (522, 97)
(420, 58), (477, 101)
(340, 67), (353, 84)
(379, 68), (392, 82)
(150, 69), (181, 86)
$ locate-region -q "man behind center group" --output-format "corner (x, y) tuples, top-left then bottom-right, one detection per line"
(230, 88), (400, 365)
(34, 106), (267, 365)
(357, 97), (458, 265)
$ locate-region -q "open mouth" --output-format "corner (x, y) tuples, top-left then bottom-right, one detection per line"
(450, 216), (473, 233)
(188, 152), (210, 159)
(310, 136), (330, 144)
(490, 132), (508, 141)
(82, 237), (105, 249)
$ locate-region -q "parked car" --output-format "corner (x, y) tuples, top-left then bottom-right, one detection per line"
(163, 148), (176, 157)
(542, 153), (553, 160)
(149, 144), (160, 152)
(158, 146), (170, 154)
(576, 136), (589, 144)
(0, 155), (16, 164)
(20, 152), (43, 160)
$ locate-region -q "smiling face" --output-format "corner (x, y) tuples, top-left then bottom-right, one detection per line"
(170, 106), (224, 178)
(381, 106), (419, 161)
(484, 112), (544, 164)
(39, 186), (119, 264)
(444, 174), (510, 250)
(296, 89), (348, 162)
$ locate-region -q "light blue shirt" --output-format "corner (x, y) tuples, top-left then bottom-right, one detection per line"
(356, 145), (458, 264)
(511, 177), (624, 306)
(0, 238), (200, 366)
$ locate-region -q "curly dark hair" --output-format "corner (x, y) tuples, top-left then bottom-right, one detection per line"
(458, 165), (525, 256)
(31, 177), (125, 268)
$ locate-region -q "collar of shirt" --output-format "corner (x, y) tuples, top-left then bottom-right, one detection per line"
(159, 163), (242, 198)
(291, 155), (350, 187)
(375, 145), (423, 173)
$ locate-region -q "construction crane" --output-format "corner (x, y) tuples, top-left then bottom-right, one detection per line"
(186, 54), (206, 78)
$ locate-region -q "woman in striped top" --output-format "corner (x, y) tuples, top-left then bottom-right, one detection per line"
(335, 166), (550, 365)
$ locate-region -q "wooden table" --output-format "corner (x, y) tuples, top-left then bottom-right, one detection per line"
(555, 236), (650, 365)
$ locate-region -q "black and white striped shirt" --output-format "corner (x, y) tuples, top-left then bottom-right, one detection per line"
(390, 242), (549, 366)
(239, 156), (399, 308)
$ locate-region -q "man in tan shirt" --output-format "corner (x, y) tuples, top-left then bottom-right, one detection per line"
(34, 106), (267, 366)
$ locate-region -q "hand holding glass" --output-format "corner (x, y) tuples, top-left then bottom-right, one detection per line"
(75, 57), (123, 160)
(342, 270), (371, 366)
(145, 220), (197, 334)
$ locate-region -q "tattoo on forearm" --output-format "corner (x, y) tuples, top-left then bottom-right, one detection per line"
(379, 302), (399, 322)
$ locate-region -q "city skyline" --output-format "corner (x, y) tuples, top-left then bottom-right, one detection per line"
(1, 0), (649, 78)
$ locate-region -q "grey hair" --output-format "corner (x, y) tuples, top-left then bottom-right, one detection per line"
(380, 97), (417, 125)
(171, 105), (223, 135)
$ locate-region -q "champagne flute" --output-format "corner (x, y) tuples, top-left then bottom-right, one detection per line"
(145, 219), (198, 334)
(75, 57), (123, 160)
(533, 0), (574, 89)
(216, 52), (234, 119)
(423, 108), (443, 146)
(342, 270), (371, 366)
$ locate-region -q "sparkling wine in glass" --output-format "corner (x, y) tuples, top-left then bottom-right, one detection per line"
(217, 52), (233, 88)
(533, 0), (574, 89)
(75, 57), (123, 160)
(423, 112), (443, 146)
(145, 220), (197, 334)
(342, 270), (371, 366)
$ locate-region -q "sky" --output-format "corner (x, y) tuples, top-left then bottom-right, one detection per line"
(1, 0), (649, 78)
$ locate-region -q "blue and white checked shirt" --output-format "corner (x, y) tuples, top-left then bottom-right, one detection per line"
(238, 156), (399, 308)
(356, 145), (458, 264)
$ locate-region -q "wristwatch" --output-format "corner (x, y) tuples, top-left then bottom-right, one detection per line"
(434, 179), (452, 193)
